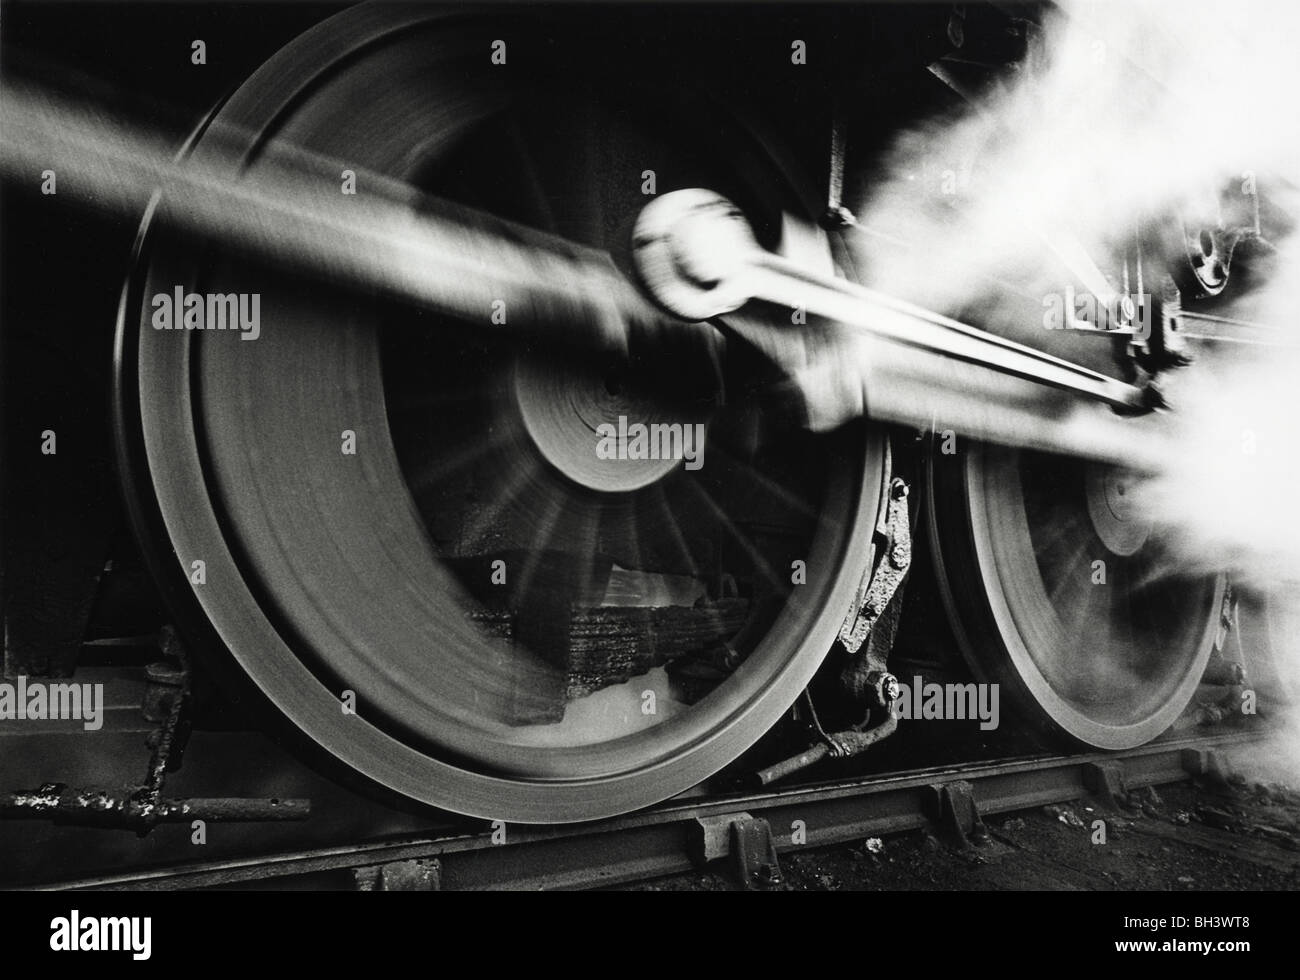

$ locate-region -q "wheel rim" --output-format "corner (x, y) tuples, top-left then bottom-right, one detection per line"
(116, 5), (885, 821)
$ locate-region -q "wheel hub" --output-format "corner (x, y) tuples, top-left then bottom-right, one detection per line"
(1085, 463), (1152, 557)
(513, 352), (717, 493)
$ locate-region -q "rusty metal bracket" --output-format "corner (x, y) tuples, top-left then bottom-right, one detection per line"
(838, 462), (911, 719)
(142, 625), (194, 797)
(839, 477), (911, 659)
(1181, 747), (1234, 791)
(754, 459), (913, 788)
(756, 703), (899, 786)
(821, 713), (899, 760)
(1083, 761), (1129, 810)
(692, 812), (782, 890)
(0, 625), (311, 833)
(927, 780), (988, 848)
(730, 815), (782, 890)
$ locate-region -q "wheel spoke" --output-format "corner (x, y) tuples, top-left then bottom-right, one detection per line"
(504, 114), (559, 234)
(681, 478), (785, 593)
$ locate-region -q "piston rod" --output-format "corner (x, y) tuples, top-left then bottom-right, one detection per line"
(634, 191), (1145, 412)
(4, 87), (1175, 469)
(635, 190), (1177, 471)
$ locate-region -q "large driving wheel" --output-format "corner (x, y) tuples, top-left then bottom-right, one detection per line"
(114, 5), (887, 822)
(929, 440), (1224, 749)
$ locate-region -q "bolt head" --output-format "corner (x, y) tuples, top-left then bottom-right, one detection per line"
(881, 673), (901, 702)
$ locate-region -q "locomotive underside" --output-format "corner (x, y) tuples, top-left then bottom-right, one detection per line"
(1, 1), (1296, 885)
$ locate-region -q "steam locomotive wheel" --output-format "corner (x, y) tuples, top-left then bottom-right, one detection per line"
(114, 6), (886, 821)
(929, 443), (1225, 749)
(1236, 589), (1300, 704)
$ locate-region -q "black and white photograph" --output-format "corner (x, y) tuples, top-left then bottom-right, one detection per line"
(0, 0), (1294, 953)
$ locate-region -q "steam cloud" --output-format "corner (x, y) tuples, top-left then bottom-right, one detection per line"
(845, 0), (1300, 776)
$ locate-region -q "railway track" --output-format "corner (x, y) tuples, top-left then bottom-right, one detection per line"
(3, 1), (1298, 897)
(34, 727), (1265, 891)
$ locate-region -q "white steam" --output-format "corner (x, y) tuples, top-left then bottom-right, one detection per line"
(844, 0), (1300, 769)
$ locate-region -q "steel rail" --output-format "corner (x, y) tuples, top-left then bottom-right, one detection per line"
(32, 728), (1265, 891)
